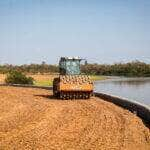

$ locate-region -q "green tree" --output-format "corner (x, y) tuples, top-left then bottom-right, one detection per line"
(5, 71), (34, 85)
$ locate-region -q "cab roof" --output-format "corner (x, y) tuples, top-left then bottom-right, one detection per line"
(60, 57), (83, 61)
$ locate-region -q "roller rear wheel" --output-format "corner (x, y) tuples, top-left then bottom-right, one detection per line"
(59, 91), (92, 100)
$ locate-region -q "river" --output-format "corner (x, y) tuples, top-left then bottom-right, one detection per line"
(94, 77), (150, 106)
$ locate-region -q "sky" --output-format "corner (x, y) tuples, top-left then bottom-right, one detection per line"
(0, 0), (150, 65)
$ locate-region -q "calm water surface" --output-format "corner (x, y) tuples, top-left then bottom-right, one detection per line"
(94, 77), (150, 106)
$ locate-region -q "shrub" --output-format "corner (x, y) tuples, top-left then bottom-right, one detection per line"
(5, 71), (34, 85)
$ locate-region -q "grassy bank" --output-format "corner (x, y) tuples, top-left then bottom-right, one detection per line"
(34, 80), (53, 86)
(0, 73), (107, 86)
(34, 75), (107, 86)
(90, 75), (107, 81)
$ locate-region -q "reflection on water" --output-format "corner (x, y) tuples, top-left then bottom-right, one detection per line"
(94, 77), (150, 105)
(111, 78), (150, 86)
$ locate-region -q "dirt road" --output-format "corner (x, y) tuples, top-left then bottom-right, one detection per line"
(0, 86), (149, 150)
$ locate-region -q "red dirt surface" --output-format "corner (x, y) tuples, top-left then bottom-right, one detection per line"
(0, 86), (149, 150)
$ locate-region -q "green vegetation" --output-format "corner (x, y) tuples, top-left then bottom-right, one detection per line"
(3, 60), (149, 86)
(33, 75), (106, 86)
(34, 80), (52, 86)
(1, 60), (150, 77)
(90, 75), (107, 81)
(81, 61), (150, 77)
(5, 71), (34, 85)
(0, 62), (58, 74)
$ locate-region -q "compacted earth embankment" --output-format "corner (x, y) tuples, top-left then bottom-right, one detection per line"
(0, 86), (149, 150)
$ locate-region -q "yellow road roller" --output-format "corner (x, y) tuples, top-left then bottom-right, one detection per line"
(53, 57), (93, 99)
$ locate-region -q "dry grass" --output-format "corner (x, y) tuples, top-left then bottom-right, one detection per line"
(28, 74), (58, 86)
(28, 74), (58, 81)
(0, 74), (58, 86)
(0, 86), (149, 150)
(0, 74), (6, 83)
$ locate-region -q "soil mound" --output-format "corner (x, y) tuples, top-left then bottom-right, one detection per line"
(0, 86), (149, 150)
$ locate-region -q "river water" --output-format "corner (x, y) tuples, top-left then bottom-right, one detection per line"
(94, 77), (150, 106)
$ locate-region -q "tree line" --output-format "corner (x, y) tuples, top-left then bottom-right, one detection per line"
(0, 63), (58, 74)
(0, 61), (150, 77)
(81, 61), (150, 77)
